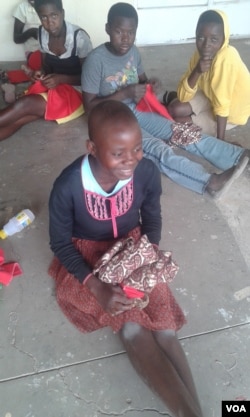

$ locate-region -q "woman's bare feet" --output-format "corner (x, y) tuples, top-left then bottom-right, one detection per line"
(206, 154), (249, 199)
(1, 83), (16, 104)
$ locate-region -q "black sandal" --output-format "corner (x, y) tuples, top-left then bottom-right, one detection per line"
(162, 90), (177, 106)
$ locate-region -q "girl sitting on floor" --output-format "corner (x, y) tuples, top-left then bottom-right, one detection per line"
(0, 0), (92, 142)
(49, 100), (203, 417)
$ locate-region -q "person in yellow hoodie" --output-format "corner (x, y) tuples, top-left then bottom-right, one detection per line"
(167, 10), (250, 141)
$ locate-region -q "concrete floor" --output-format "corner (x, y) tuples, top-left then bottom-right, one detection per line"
(0, 40), (250, 417)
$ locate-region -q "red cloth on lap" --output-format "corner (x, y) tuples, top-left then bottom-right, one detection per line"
(26, 81), (82, 120)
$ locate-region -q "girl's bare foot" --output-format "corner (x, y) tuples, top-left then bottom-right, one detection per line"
(206, 155), (249, 199)
(1, 83), (16, 104)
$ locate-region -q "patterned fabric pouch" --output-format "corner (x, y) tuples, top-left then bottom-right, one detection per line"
(170, 122), (202, 146)
(93, 235), (158, 284)
(93, 234), (179, 309)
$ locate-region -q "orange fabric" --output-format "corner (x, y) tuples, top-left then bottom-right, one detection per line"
(26, 81), (82, 121)
(136, 84), (174, 121)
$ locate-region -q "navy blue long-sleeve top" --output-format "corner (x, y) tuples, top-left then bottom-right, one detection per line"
(49, 155), (162, 283)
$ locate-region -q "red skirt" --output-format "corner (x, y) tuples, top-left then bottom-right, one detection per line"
(26, 80), (84, 124)
(48, 228), (186, 333)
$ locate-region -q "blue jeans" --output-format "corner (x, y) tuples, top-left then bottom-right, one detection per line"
(130, 105), (244, 194)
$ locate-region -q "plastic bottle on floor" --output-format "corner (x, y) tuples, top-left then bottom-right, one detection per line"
(0, 209), (35, 239)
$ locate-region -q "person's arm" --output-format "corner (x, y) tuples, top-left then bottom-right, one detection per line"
(49, 188), (93, 284)
(40, 60), (84, 89)
(210, 56), (238, 139)
(83, 75), (147, 114)
(82, 83), (146, 114)
(13, 18), (38, 44)
(48, 167), (97, 283)
(187, 56), (213, 89)
(32, 57), (84, 86)
(216, 115), (227, 140)
(177, 52), (202, 102)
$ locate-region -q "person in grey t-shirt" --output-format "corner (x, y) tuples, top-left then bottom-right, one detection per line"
(82, 2), (249, 198)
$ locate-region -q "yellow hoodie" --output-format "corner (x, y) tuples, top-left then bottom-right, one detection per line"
(177, 10), (250, 125)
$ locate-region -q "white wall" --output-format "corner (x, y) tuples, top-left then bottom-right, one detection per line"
(0, 0), (134, 61)
(136, 1), (250, 45)
(0, 0), (249, 62)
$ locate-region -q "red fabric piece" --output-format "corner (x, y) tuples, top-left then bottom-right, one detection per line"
(27, 50), (42, 71)
(26, 81), (82, 120)
(26, 80), (47, 94)
(6, 51), (42, 84)
(136, 84), (174, 121)
(6, 70), (30, 84)
(121, 285), (145, 299)
(0, 249), (23, 286)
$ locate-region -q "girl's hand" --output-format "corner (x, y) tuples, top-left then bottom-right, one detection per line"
(196, 56), (212, 74)
(33, 70), (44, 81)
(41, 74), (62, 89)
(126, 83), (147, 103)
(148, 77), (162, 95)
(31, 70), (43, 82)
(86, 275), (136, 316)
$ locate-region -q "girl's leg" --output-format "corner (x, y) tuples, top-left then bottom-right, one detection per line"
(0, 95), (46, 141)
(183, 134), (244, 171)
(153, 329), (202, 411)
(119, 322), (203, 417)
(142, 130), (210, 194)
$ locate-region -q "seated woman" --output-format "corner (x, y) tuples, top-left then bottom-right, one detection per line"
(167, 10), (250, 140)
(49, 100), (203, 417)
(0, 0), (92, 142)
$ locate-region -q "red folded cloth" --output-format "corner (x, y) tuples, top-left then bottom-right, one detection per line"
(136, 84), (174, 121)
(26, 81), (82, 120)
(0, 248), (23, 286)
(6, 51), (42, 84)
(6, 70), (30, 84)
(27, 50), (42, 71)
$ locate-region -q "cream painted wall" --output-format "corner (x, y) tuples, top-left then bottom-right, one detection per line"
(1, 0), (249, 62)
(0, 0), (134, 61)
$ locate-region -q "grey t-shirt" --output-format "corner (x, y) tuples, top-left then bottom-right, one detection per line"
(81, 43), (145, 101)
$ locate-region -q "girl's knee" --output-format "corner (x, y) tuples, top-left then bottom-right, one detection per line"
(154, 328), (177, 345)
(15, 94), (45, 115)
(168, 99), (191, 118)
(14, 95), (33, 108)
(167, 99), (180, 117)
(120, 322), (143, 341)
